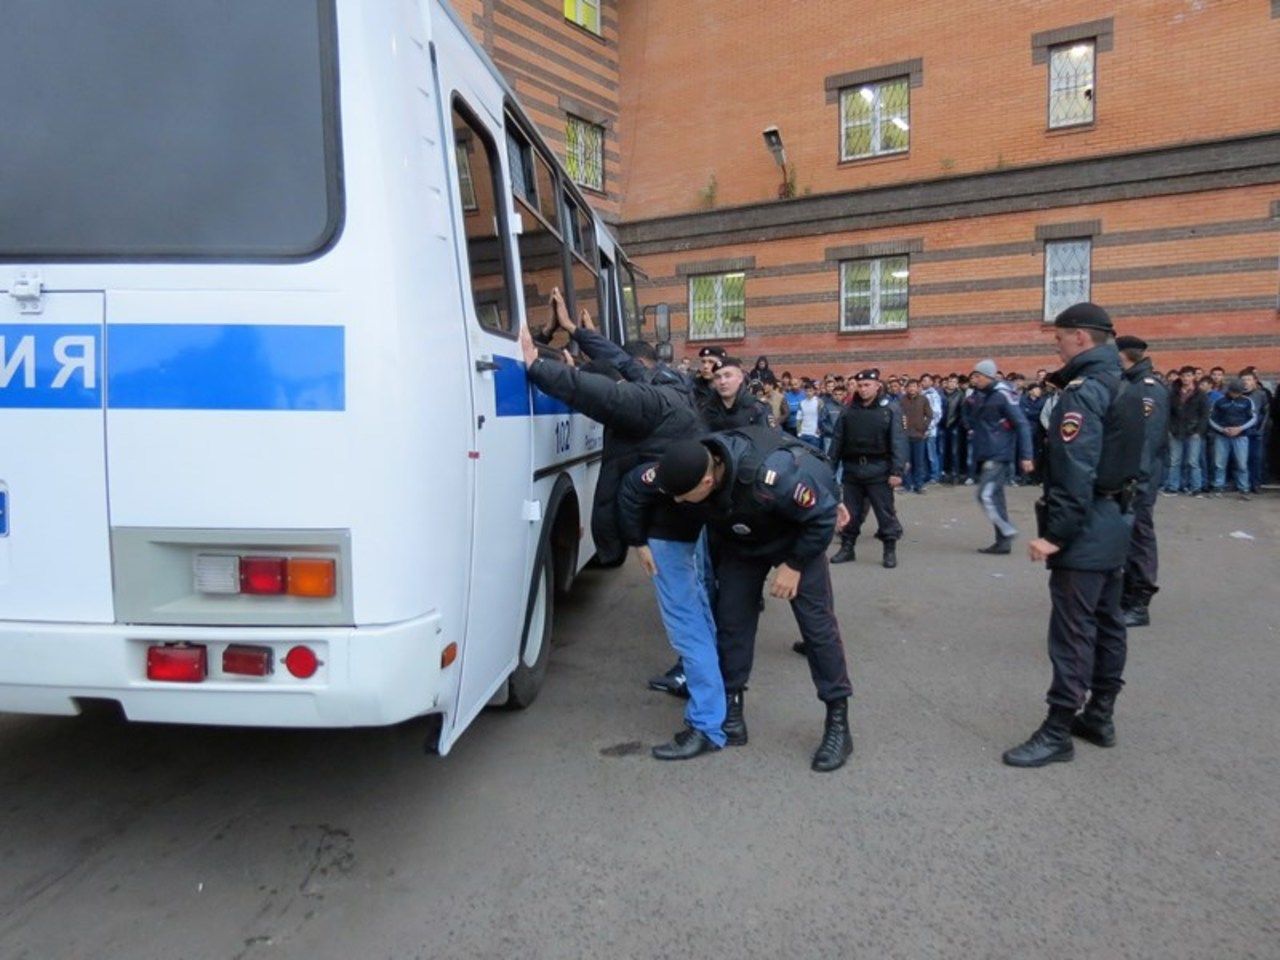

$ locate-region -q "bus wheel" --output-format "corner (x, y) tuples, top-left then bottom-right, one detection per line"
(506, 554), (553, 709)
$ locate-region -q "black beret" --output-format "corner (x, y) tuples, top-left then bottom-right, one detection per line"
(853, 368), (880, 382)
(1114, 335), (1148, 351)
(1053, 302), (1114, 333)
(718, 356), (743, 369)
(697, 345), (727, 359)
(655, 440), (712, 495)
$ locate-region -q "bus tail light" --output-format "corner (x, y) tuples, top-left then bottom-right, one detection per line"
(193, 554), (240, 594)
(287, 558), (336, 598)
(147, 645), (207, 682)
(223, 644), (274, 677)
(283, 646), (320, 678)
(240, 557), (287, 595)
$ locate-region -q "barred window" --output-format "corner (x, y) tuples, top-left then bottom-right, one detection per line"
(564, 0), (601, 35)
(1048, 41), (1095, 127)
(688, 272), (746, 341)
(840, 257), (909, 332)
(565, 115), (604, 192)
(455, 143), (477, 211)
(840, 77), (910, 161)
(1043, 239), (1091, 321)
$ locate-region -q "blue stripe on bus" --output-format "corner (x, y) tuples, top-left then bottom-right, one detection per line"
(0, 323), (345, 411)
(491, 354), (571, 417)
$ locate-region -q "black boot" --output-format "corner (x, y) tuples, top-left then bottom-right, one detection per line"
(791, 640), (808, 656)
(647, 660), (689, 699)
(811, 698), (853, 772)
(652, 727), (721, 761)
(723, 691), (748, 746)
(882, 541), (897, 569)
(831, 541), (856, 564)
(1071, 690), (1118, 747)
(1122, 605), (1150, 628)
(1002, 706), (1075, 767)
(978, 526), (1013, 554)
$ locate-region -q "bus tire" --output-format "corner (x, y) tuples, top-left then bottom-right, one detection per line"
(506, 552), (553, 709)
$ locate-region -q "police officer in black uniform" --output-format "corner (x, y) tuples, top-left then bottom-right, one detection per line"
(697, 356), (775, 430)
(829, 369), (908, 569)
(692, 345), (727, 407)
(1004, 302), (1144, 768)
(642, 427), (856, 772)
(1114, 335), (1170, 628)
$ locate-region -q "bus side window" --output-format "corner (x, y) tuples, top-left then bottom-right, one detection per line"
(507, 126), (572, 351)
(566, 197), (600, 339)
(452, 102), (512, 333)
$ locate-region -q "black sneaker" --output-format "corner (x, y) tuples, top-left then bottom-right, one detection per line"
(647, 664), (689, 699)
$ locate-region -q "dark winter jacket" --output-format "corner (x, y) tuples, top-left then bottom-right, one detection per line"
(1167, 385), (1209, 438)
(968, 383), (1033, 464)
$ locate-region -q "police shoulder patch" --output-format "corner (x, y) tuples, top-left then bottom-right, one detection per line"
(1142, 397), (1155, 418)
(763, 468), (778, 486)
(1060, 411), (1084, 442)
(793, 482), (816, 509)
(641, 466), (657, 485)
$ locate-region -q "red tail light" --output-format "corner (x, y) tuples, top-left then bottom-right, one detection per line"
(240, 557), (287, 595)
(283, 646), (319, 679)
(222, 644), (274, 677)
(147, 645), (207, 683)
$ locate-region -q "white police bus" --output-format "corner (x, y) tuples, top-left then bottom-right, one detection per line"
(0, 0), (645, 752)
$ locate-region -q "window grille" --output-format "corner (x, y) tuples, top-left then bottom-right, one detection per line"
(1043, 239), (1091, 321)
(840, 257), (909, 331)
(1048, 41), (1095, 127)
(840, 77), (910, 161)
(564, 0), (601, 35)
(688, 272), (746, 341)
(565, 116), (604, 192)
(455, 144), (477, 211)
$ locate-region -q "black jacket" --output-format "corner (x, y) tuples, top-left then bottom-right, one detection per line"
(1167, 385), (1209, 438)
(699, 386), (775, 431)
(526, 356), (701, 566)
(827, 395), (908, 481)
(1123, 356), (1170, 495)
(1040, 344), (1144, 571)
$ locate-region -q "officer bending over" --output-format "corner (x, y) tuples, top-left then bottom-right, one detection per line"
(640, 427), (856, 772)
(828, 369), (908, 569)
(1004, 303), (1144, 768)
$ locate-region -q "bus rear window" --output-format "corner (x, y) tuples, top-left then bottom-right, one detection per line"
(0, 0), (341, 260)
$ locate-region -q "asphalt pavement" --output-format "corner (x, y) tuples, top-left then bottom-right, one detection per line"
(1, 484), (1277, 960)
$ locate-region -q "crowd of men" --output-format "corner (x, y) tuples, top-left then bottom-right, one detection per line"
(517, 289), (1251, 772)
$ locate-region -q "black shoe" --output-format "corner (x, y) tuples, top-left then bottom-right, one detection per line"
(831, 543), (856, 564)
(1002, 707), (1075, 767)
(882, 542), (897, 568)
(723, 691), (748, 746)
(1071, 690), (1118, 747)
(811, 698), (853, 772)
(1122, 605), (1150, 628)
(791, 640), (808, 656)
(978, 530), (1014, 555)
(647, 662), (689, 699)
(652, 727), (721, 761)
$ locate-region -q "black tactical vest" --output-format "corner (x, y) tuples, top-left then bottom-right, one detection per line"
(842, 402), (893, 456)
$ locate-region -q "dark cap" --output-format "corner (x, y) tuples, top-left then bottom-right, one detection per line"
(697, 345), (727, 359)
(853, 368), (880, 382)
(1053, 302), (1114, 333)
(655, 440), (712, 495)
(1114, 335), (1148, 351)
(1225, 377), (1246, 394)
(718, 356), (743, 370)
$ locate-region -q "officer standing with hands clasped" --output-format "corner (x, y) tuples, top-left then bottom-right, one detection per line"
(630, 427), (856, 771)
(1004, 302), (1144, 768)
(828, 368), (908, 569)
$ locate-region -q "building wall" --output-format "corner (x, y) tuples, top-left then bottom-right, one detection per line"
(456, 0), (623, 219)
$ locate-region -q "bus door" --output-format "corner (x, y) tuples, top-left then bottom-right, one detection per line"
(0, 283), (114, 622)
(435, 39), (533, 746)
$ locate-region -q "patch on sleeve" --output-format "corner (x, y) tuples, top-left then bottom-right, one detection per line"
(1142, 397), (1155, 418)
(1060, 411), (1084, 442)
(792, 482), (816, 509)
(641, 466), (657, 485)
(1066, 378), (1085, 390)
(763, 469), (778, 486)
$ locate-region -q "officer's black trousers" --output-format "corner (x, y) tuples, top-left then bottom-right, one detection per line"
(840, 479), (902, 544)
(1122, 489), (1159, 608)
(1046, 567), (1127, 710)
(716, 550), (853, 702)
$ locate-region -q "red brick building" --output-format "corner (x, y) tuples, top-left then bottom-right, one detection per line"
(461, 0), (1280, 378)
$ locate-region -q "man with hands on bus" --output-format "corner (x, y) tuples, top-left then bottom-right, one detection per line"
(621, 427), (857, 772)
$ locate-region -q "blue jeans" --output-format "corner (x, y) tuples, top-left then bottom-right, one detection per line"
(1213, 434), (1250, 492)
(977, 459), (1016, 537)
(908, 438), (929, 491)
(1164, 434), (1203, 492)
(926, 433), (941, 481)
(648, 538), (726, 745)
(1247, 434), (1266, 491)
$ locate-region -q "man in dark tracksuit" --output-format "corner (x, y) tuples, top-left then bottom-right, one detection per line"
(1004, 303), (1144, 768)
(829, 369), (908, 569)
(633, 427), (856, 772)
(1114, 335), (1169, 628)
(968, 360), (1035, 553)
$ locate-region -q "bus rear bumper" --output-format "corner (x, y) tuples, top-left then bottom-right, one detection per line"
(0, 613), (447, 728)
